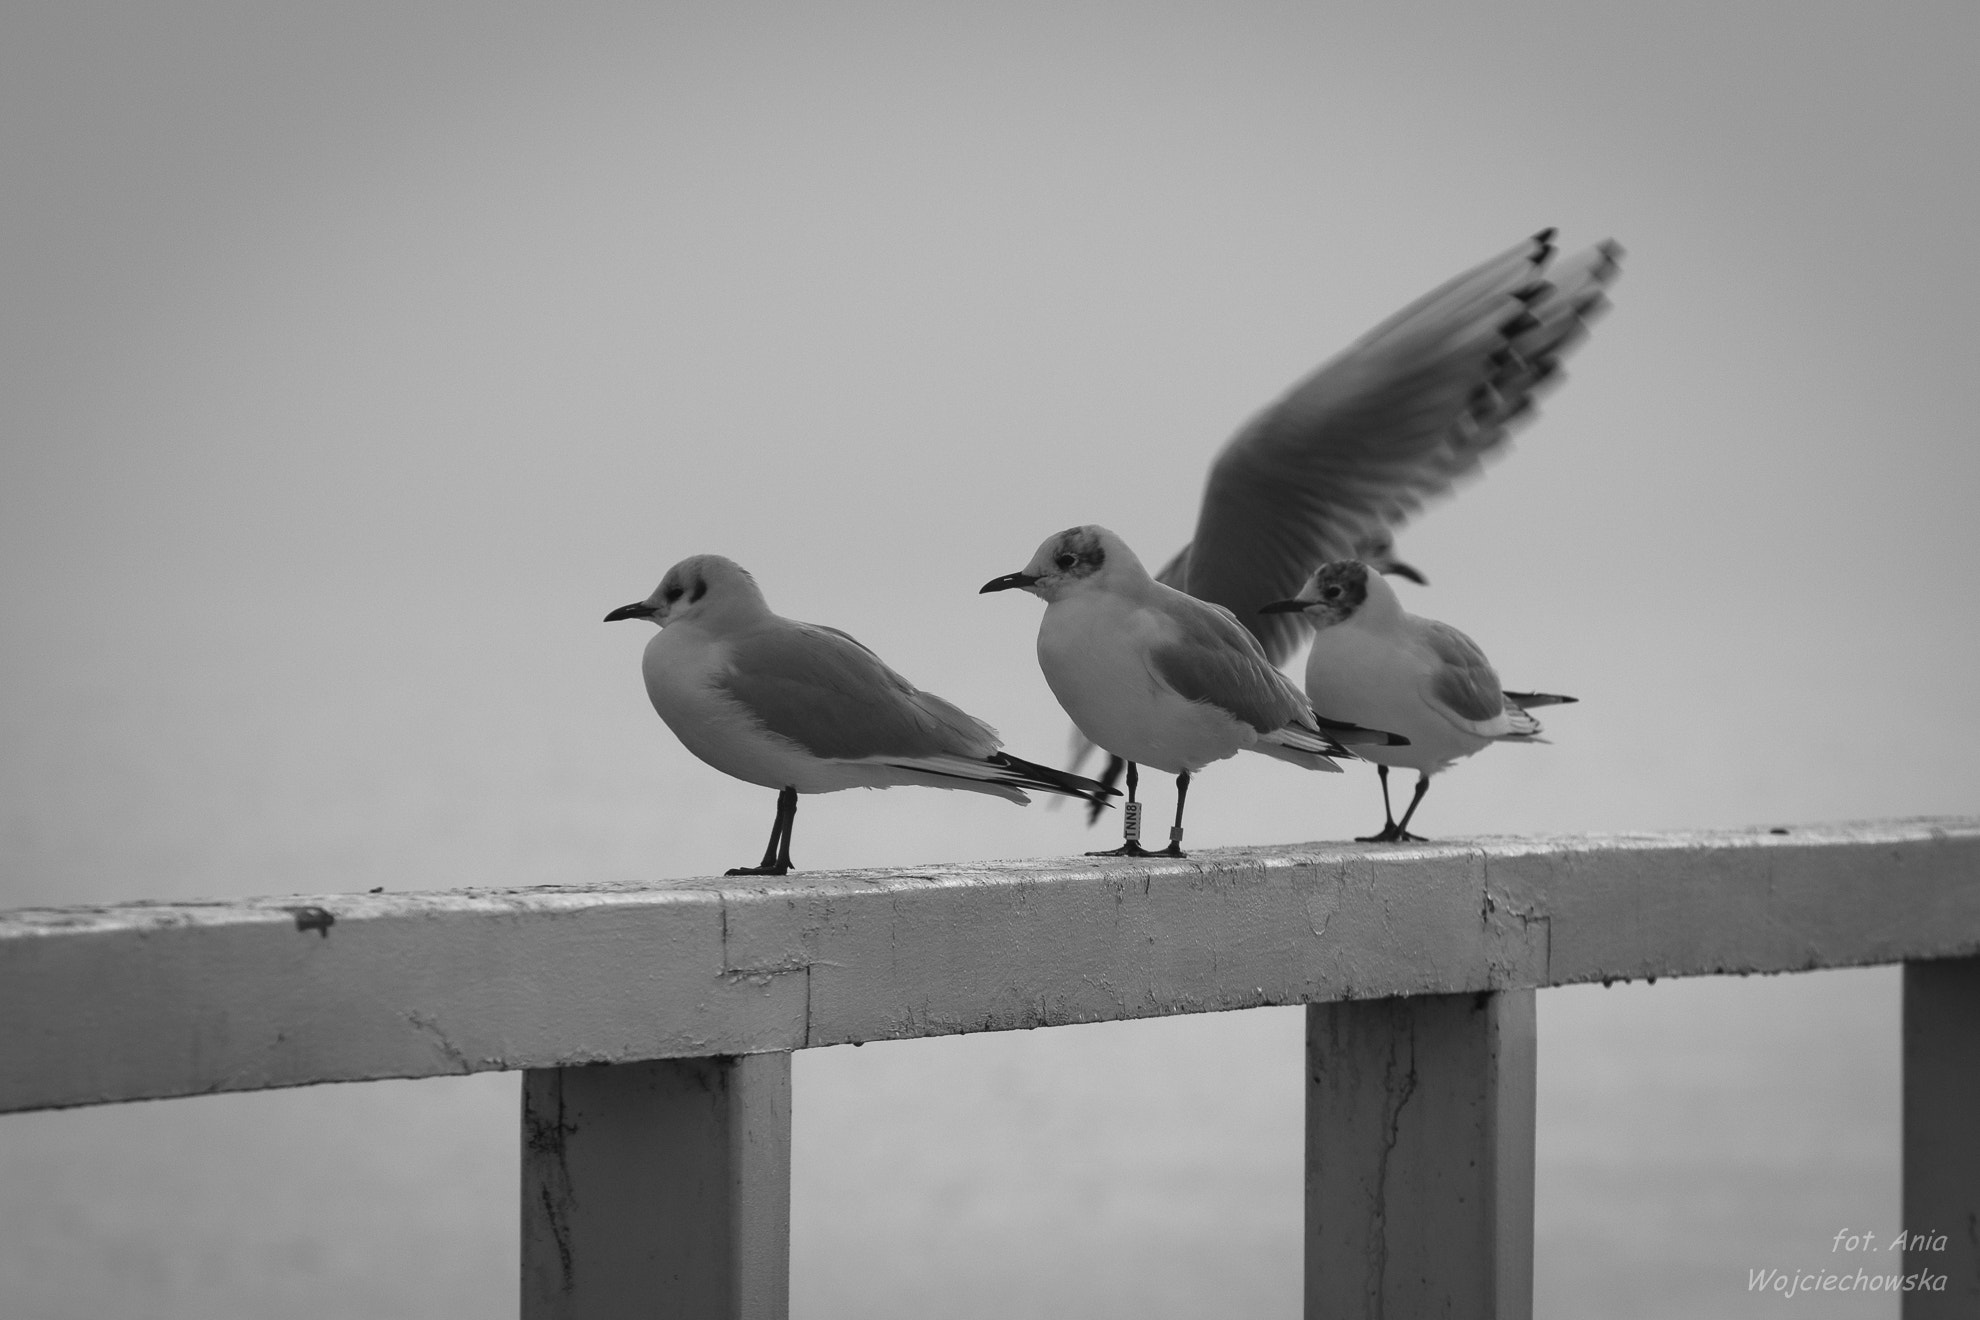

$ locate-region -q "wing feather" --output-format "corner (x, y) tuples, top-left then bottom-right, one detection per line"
(1420, 620), (1516, 733)
(718, 622), (999, 761)
(1146, 595), (1309, 734)
(1178, 232), (1623, 663)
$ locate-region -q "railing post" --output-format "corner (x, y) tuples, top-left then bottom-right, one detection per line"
(1903, 956), (1980, 1317)
(521, 1054), (792, 1320)
(1305, 991), (1536, 1319)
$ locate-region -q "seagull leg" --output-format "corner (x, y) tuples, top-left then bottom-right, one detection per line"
(1390, 774), (1431, 843)
(728, 786), (798, 876)
(1156, 770), (1191, 858)
(1354, 763), (1417, 847)
(1087, 762), (1154, 857)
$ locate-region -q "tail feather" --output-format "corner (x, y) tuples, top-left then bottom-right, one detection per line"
(983, 752), (1120, 806)
(1249, 739), (1347, 772)
(1251, 723), (1349, 771)
(1084, 754), (1127, 824)
(1313, 713), (1412, 747)
(1498, 705), (1546, 739)
(1504, 690), (1576, 709)
(871, 752), (1115, 805)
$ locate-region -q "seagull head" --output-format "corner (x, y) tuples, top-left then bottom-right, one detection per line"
(980, 525), (1143, 603)
(605, 554), (767, 629)
(1259, 559), (1391, 630)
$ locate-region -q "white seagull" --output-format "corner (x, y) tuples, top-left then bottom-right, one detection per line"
(981, 526), (1403, 858)
(1074, 230), (1620, 807)
(607, 555), (1115, 875)
(1262, 559), (1575, 842)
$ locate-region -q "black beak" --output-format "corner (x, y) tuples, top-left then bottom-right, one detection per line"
(979, 572), (1041, 594)
(1258, 598), (1310, 614)
(604, 601), (657, 622)
(1382, 560), (1428, 586)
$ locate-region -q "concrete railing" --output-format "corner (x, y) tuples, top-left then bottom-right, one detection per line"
(5, 818), (1978, 1317)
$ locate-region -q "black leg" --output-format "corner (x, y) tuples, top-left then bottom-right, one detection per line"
(1157, 770), (1191, 857)
(728, 786), (799, 876)
(1088, 762), (1155, 857)
(1357, 765), (1401, 843)
(1391, 774), (1431, 842)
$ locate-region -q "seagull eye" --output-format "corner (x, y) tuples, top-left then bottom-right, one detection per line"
(1322, 587), (1341, 600)
(664, 585), (684, 602)
(1055, 553), (1077, 571)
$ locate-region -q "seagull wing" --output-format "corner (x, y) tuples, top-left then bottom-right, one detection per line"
(1145, 595), (1311, 735)
(1417, 620), (1533, 738)
(718, 621), (1001, 761)
(1178, 231), (1623, 663)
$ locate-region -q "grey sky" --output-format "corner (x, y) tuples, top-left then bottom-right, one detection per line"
(1, 4), (1973, 1313)
(6, 1), (1973, 898)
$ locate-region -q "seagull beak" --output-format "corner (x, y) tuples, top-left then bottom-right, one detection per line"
(1382, 560), (1428, 586)
(979, 572), (1041, 594)
(604, 601), (657, 622)
(1258, 598), (1310, 614)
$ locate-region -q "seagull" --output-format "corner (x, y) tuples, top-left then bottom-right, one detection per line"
(981, 526), (1403, 858)
(1073, 231), (1620, 812)
(1261, 559), (1575, 842)
(607, 554), (1116, 875)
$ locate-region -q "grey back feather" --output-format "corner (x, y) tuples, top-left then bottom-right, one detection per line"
(1421, 620), (1508, 724)
(1148, 596), (1309, 734)
(719, 622), (999, 761)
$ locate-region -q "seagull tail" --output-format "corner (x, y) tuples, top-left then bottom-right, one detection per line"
(985, 752), (1121, 807)
(1312, 713), (1412, 747)
(1495, 706), (1548, 739)
(1250, 725), (1349, 772)
(1504, 690), (1576, 709)
(1495, 692), (1575, 741)
(1082, 755), (1127, 825)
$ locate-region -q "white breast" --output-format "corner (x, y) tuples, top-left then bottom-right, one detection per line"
(1036, 593), (1255, 775)
(639, 625), (846, 793)
(1302, 625), (1488, 775)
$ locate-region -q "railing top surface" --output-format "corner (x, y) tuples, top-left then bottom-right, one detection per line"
(5, 817), (1978, 1113)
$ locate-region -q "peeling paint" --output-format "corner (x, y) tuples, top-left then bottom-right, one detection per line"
(522, 1075), (578, 1294)
(404, 1011), (470, 1073)
(1367, 1020), (1420, 1314)
(4, 820), (1978, 1113)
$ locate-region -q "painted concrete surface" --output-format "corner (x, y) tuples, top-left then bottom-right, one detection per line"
(3, 820), (1976, 1113)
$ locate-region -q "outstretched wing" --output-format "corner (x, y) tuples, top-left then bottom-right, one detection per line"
(718, 621), (1000, 761)
(1177, 231), (1622, 663)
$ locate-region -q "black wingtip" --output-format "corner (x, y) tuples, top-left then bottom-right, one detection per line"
(1313, 714), (1410, 747)
(1085, 755), (1126, 825)
(1503, 690), (1579, 710)
(991, 752), (1120, 807)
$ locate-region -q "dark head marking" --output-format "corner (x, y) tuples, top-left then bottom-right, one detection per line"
(689, 577), (707, 604)
(1313, 560), (1369, 607)
(1049, 527), (1106, 577)
(1301, 560), (1372, 627)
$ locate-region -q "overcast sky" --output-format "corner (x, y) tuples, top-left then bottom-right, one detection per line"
(4, 1), (1976, 901)
(4, 5), (1975, 1317)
